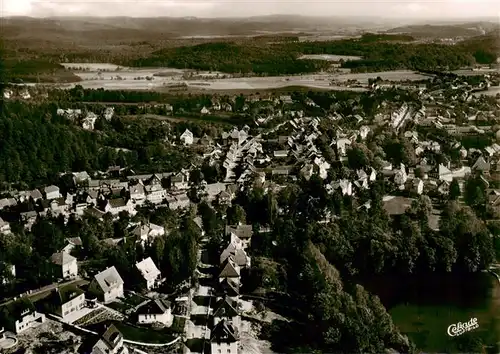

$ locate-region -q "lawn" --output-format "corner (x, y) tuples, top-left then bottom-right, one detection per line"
(86, 320), (180, 344)
(113, 322), (178, 344)
(390, 302), (499, 353)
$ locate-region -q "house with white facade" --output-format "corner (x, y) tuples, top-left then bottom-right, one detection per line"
(210, 319), (239, 354)
(144, 175), (167, 204)
(43, 285), (85, 321)
(0, 218), (11, 235)
(135, 257), (162, 290)
(213, 296), (240, 328)
(44, 185), (61, 200)
(180, 129), (194, 146)
(50, 252), (78, 279)
(129, 183), (146, 204)
(89, 266), (124, 303)
(92, 324), (129, 354)
(104, 198), (135, 215)
(133, 223), (165, 244)
(82, 112), (98, 130)
(0, 298), (46, 334)
(137, 298), (172, 326)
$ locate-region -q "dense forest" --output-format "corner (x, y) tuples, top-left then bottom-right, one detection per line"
(131, 33), (498, 75)
(3, 32), (499, 82)
(0, 101), (196, 188)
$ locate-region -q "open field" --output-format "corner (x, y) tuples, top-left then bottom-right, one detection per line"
(46, 64), (433, 92)
(299, 54), (362, 61)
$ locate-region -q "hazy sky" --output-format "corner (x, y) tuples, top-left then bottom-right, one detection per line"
(1, 0), (499, 19)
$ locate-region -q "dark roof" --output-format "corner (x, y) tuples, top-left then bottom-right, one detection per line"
(102, 324), (123, 350)
(220, 278), (240, 297)
(213, 296), (239, 318)
(219, 258), (239, 279)
(109, 198), (126, 208)
(210, 319), (239, 343)
(225, 225), (253, 240)
(43, 285), (84, 312)
(136, 298), (171, 316)
(0, 298), (35, 324)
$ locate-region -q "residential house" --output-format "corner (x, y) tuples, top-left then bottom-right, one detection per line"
(394, 164), (408, 188)
(104, 107), (115, 121)
(180, 129), (194, 146)
(336, 138), (351, 156)
(133, 223), (165, 244)
(20, 211), (37, 231)
(51, 252), (78, 279)
(61, 237), (83, 254)
(89, 266), (125, 303)
(0, 298), (46, 334)
(219, 257), (241, 284)
(135, 257), (162, 290)
(201, 106), (210, 115)
(213, 296), (240, 328)
(44, 185), (61, 200)
(219, 278), (240, 298)
(92, 324), (129, 354)
(129, 183), (146, 204)
(144, 175), (167, 204)
(137, 298), (173, 326)
(167, 193), (191, 210)
(204, 182), (228, 201)
(42, 285), (85, 321)
(437, 164), (454, 182)
(170, 171), (189, 190)
(30, 189), (43, 201)
(0, 218), (11, 235)
(1, 263), (16, 285)
(0, 198), (16, 210)
(412, 178), (424, 195)
(104, 198), (134, 215)
(225, 224), (253, 249)
(472, 156), (490, 173)
(82, 112), (98, 130)
(210, 319), (239, 354)
(220, 242), (250, 269)
(273, 150), (288, 158)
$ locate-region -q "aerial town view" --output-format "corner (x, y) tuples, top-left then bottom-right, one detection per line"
(0, 1), (499, 353)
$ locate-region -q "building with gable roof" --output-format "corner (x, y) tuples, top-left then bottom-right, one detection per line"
(89, 266), (124, 303)
(135, 257), (162, 290)
(92, 324), (129, 354)
(210, 319), (239, 354)
(50, 252), (78, 279)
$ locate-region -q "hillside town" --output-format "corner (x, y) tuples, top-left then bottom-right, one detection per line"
(0, 70), (500, 354)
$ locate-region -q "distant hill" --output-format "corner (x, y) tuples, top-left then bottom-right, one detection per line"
(386, 22), (499, 38)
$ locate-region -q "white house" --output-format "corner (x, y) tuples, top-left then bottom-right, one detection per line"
(144, 175), (167, 204)
(61, 237), (83, 254)
(137, 298), (173, 326)
(0, 298), (46, 334)
(180, 129), (194, 146)
(128, 184), (146, 204)
(104, 107), (115, 121)
(0, 218), (11, 235)
(135, 257), (162, 290)
(133, 223), (165, 244)
(201, 106), (210, 115)
(92, 324), (129, 354)
(44, 285), (85, 321)
(89, 266), (124, 303)
(213, 296), (240, 328)
(82, 112), (98, 130)
(210, 320), (239, 354)
(104, 198), (135, 215)
(44, 185), (61, 200)
(50, 252), (78, 279)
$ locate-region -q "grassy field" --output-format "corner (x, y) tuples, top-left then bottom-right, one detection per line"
(390, 279), (500, 352)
